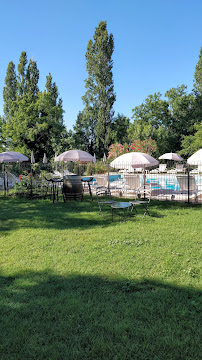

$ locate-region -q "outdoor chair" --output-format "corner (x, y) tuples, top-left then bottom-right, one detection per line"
(150, 164), (167, 174)
(96, 186), (117, 216)
(0, 171), (19, 189)
(62, 175), (83, 201)
(123, 174), (140, 194)
(176, 164), (185, 172)
(176, 175), (198, 201)
(159, 164), (167, 173)
(190, 164), (202, 175)
(167, 164), (185, 174)
(129, 185), (151, 218)
(94, 174), (108, 188)
(134, 167), (143, 173)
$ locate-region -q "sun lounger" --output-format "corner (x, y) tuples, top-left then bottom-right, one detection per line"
(176, 175), (198, 201)
(123, 174), (140, 193)
(150, 164), (167, 173)
(167, 164), (185, 174)
(190, 165), (202, 175)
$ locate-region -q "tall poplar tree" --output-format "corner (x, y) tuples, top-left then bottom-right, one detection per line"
(17, 51), (27, 96)
(181, 46), (202, 155)
(2, 52), (66, 160)
(82, 21), (116, 156)
(192, 46), (202, 126)
(3, 61), (17, 117)
(193, 46), (202, 96)
(25, 58), (39, 97)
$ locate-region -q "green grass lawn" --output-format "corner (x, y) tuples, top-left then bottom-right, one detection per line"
(0, 195), (201, 360)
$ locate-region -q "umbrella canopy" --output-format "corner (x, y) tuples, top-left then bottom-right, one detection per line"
(103, 153), (107, 163)
(110, 152), (158, 170)
(55, 150), (96, 163)
(0, 151), (29, 163)
(159, 152), (183, 161)
(187, 148), (202, 165)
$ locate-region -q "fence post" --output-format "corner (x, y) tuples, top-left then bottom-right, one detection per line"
(187, 164), (190, 204)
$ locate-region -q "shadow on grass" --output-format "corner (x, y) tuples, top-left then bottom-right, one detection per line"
(0, 196), (110, 232)
(0, 196), (200, 233)
(0, 196), (163, 232)
(0, 270), (201, 360)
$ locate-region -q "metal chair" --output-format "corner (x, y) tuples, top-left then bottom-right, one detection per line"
(96, 186), (117, 216)
(130, 185), (151, 218)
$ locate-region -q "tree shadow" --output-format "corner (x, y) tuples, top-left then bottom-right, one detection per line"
(0, 197), (199, 234)
(0, 270), (201, 360)
(0, 196), (113, 233)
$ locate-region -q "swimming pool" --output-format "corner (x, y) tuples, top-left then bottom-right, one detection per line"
(142, 174), (202, 191)
(83, 174), (121, 183)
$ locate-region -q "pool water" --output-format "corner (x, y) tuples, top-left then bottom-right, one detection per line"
(143, 175), (202, 190)
(109, 174), (121, 182)
(84, 174), (121, 183)
(90, 174), (202, 191)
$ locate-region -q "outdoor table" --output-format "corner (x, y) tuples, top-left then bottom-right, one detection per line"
(111, 202), (132, 221)
(81, 177), (94, 200)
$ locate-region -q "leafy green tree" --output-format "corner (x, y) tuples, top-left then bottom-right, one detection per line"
(72, 111), (95, 153)
(25, 58), (39, 97)
(129, 88), (197, 155)
(82, 21), (116, 156)
(128, 92), (170, 156)
(2, 52), (66, 161)
(3, 61), (17, 117)
(181, 122), (202, 157)
(111, 113), (130, 144)
(0, 116), (6, 151)
(3, 55), (40, 156)
(34, 73), (67, 159)
(192, 46), (202, 130)
(17, 51), (27, 96)
(193, 46), (202, 96)
(165, 85), (195, 141)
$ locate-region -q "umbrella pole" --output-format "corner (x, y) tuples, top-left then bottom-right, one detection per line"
(3, 164), (6, 196)
(6, 165), (8, 195)
(107, 163), (110, 190)
(187, 164), (190, 204)
(30, 163), (33, 200)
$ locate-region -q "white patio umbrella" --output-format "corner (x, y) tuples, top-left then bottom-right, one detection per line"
(55, 150), (96, 163)
(159, 152), (183, 161)
(187, 148), (202, 165)
(0, 151), (29, 195)
(0, 151), (29, 163)
(110, 152), (158, 170)
(110, 152), (159, 185)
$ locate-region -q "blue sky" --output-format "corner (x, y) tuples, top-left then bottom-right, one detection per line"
(1, 0), (202, 130)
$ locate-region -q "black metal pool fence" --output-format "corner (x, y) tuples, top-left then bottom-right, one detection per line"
(0, 161), (202, 204)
